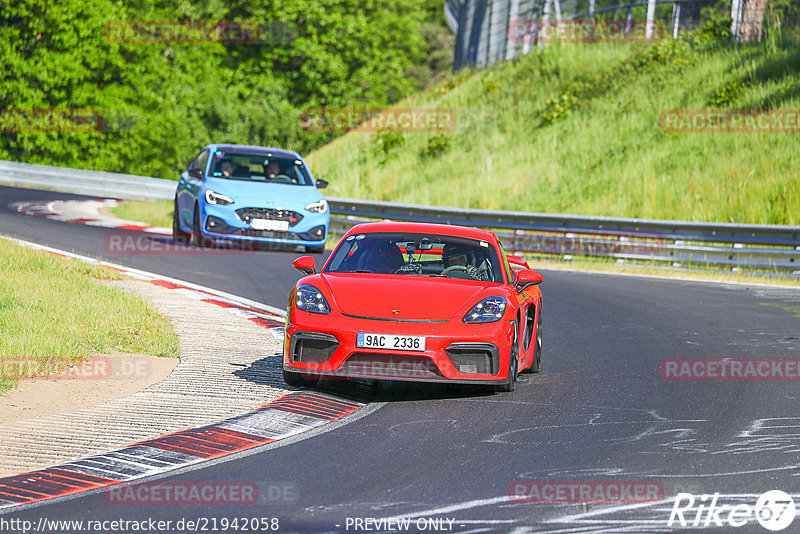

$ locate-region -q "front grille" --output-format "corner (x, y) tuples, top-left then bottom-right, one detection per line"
(233, 229), (303, 240)
(229, 225), (325, 241)
(236, 207), (303, 227)
(291, 333), (339, 363)
(338, 353), (443, 380)
(446, 343), (499, 374)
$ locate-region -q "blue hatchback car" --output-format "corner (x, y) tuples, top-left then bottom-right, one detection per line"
(173, 144), (329, 253)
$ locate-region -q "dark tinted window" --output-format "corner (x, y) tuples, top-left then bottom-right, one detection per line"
(190, 149), (209, 172)
(208, 150), (312, 185)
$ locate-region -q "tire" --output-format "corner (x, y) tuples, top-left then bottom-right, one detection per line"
(496, 326), (519, 392)
(172, 201), (191, 245)
(191, 208), (209, 248)
(283, 368), (316, 388)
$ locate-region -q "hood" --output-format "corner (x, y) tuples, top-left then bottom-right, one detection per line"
(203, 177), (323, 210)
(320, 273), (494, 321)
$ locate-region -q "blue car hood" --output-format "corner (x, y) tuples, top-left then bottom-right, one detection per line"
(203, 177), (324, 209)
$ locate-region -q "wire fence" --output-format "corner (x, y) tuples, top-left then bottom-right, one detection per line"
(445, 0), (774, 70)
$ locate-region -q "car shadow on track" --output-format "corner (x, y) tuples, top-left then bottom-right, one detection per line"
(234, 355), (500, 404)
(314, 378), (497, 403)
(231, 353), (287, 386)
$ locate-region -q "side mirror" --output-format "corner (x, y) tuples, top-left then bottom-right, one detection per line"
(293, 256), (316, 276)
(188, 168), (203, 179)
(316, 178), (328, 189)
(515, 269), (542, 291)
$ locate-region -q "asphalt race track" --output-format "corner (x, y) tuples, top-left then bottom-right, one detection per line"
(2, 184), (800, 533)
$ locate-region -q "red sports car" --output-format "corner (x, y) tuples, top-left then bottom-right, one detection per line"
(283, 222), (543, 392)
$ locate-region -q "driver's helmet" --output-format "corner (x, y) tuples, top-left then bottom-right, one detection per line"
(441, 242), (476, 271)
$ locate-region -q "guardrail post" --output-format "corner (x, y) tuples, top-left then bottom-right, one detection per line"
(539, 0), (551, 47)
(671, 2), (681, 38)
(645, 0), (657, 39)
(731, 0), (743, 40)
(505, 0), (521, 60)
(625, 6), (633, 37)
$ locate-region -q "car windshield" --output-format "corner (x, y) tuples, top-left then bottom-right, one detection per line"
(324, 232), (504, 283)
(208, 150), (312, 185)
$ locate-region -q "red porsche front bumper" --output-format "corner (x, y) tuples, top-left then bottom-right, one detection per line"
(283, 311), (515, 385)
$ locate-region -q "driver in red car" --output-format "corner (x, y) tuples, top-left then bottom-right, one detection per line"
(441, 242), (480, 279)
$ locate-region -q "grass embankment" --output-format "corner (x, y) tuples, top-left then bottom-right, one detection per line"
(308, 34), (800, 225)
(109, 199), (173, 228)
(0, 238), (179, 395)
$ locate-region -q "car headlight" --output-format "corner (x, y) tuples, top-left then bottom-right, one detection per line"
(463, 296), (507, 324)
(295, 284), (331, 314)
(305, 199), (328, 214)
(205, 190), (234, 205)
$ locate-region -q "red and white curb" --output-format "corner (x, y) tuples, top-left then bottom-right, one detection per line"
(0, 392), (361, 508)
(12, 199), (171, 235)
(0, 237), (366, 510)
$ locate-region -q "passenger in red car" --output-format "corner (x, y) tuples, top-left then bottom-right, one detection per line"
(358, 241), (405, 272)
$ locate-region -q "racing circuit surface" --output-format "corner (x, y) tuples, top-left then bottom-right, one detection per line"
(2, 184), (800, 532)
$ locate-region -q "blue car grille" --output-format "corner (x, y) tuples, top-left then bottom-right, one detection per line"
(206, 217), (326, 242)
(235, 207), (303, 227)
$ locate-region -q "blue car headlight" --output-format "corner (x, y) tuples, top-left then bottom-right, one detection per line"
(463, 296), (507, 324)
(305, 199), (328, 214)
(295, 284), (331, 314)
(205, 190), (234, 205)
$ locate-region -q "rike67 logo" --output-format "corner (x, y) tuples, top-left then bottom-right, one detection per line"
(668, 491), (796, 531)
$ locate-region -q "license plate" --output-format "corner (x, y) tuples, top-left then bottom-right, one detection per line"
(357, 333), (426, 352)
(250, 218), (289, 231)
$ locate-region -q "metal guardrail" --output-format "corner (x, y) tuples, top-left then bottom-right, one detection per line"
(0, 160), (174, 201)
(1, 160), (798, 272)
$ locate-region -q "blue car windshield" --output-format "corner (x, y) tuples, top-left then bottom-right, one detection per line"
(324, 232), (504, 283)
(208, 152), (312, 185)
